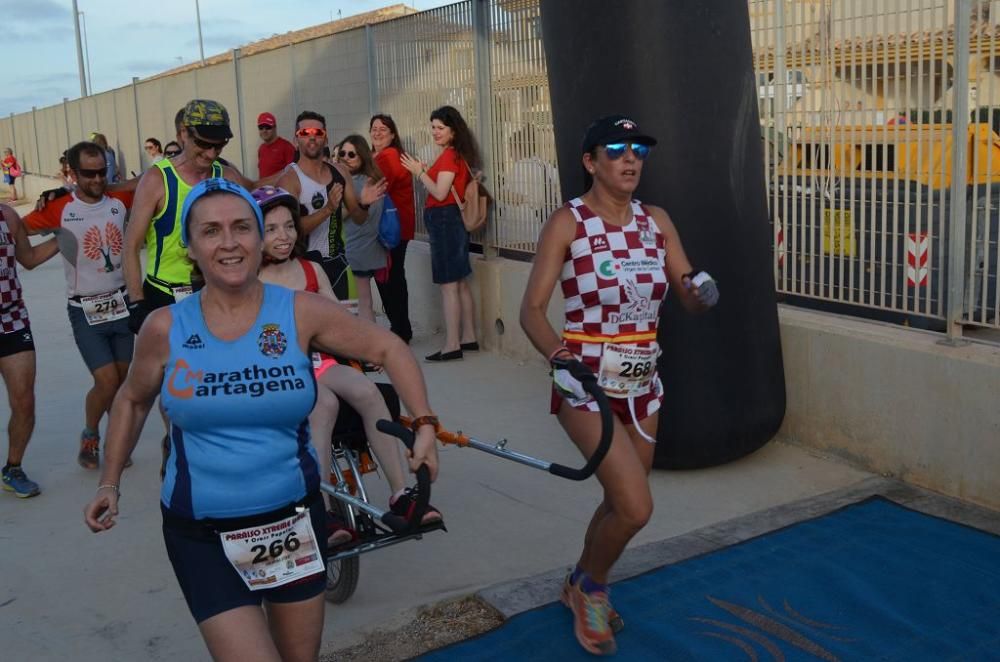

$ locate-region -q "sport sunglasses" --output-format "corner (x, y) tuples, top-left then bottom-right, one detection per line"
(190, 135), (229, 152)
(602, 143), (651, 160)
(296, 127), (327, 139)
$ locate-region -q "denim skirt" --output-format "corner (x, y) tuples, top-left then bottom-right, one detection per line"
(424, 204), (471, 284)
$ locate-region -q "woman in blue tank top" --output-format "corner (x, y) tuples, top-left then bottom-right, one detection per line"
(83, 178), (440, 660)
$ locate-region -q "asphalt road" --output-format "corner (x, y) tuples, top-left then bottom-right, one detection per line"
(0, 216), (871, 660)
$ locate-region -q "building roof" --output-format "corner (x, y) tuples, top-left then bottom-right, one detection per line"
(755, 5), (1000, 71)
(148, 4), (418, 80)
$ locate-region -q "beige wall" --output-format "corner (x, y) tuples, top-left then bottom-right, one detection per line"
(778, 306), (1000, 510)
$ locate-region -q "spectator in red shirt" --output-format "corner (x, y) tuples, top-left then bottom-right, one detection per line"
(370, 113), (414, 343)
(256, 112), (295, 179)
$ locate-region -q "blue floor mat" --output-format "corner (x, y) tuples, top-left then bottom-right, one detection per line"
(416, 497), (1000, 661)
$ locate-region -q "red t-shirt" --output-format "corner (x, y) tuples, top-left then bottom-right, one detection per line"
(374, 146), (416, 241)
(424, 146), (470, 210)
(2, 156), (19, 176)
(257, 137), (296, 178)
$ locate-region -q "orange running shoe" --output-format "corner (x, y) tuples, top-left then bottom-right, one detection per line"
(565, 580), (617, 656)
(77, 431), (100, 470)
(562, 573), (624, 634)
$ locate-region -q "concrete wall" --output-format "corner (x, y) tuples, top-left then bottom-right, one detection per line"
(777, 306), (1000, 511)
(391, 242), (561, 367)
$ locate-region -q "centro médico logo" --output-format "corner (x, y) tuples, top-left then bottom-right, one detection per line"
(598, 259), (619, 278)
(166, 358), (307, 399)
(599, 256), (660, 279)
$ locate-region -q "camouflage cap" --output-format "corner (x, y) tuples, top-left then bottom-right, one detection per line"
(182, 99), (233, 140)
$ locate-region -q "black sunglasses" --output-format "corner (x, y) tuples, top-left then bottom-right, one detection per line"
(76, 167), (107, 179)
(164, 150), (181, 157)
(338, 150), (357, 159)
(190, 135), (228, 152)
(258, 124), (274, 131)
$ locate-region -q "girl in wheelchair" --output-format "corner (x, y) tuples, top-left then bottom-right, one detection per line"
(253, 186), (442, 544)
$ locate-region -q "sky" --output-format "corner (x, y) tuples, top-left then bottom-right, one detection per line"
(0, 0), (453, 116)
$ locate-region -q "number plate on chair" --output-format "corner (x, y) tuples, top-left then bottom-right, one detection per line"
(597, 343), (658, 398)
(220, 510), (324, 591)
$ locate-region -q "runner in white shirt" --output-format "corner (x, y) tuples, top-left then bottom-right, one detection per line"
(23, 141), (135, 470)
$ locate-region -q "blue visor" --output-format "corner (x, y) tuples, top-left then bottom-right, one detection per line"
(180, 178), (264, 247)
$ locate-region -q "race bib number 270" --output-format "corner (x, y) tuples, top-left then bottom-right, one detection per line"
(81, 290), (128, 326)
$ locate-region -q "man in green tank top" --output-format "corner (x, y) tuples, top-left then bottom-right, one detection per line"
(124, 99), (255, 333)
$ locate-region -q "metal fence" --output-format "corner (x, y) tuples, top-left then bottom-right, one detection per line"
(3, 0), (995, 334)
(751, 0), (1000, 332)
(370, 0), (561, 252)
(0, 0), (560, 256)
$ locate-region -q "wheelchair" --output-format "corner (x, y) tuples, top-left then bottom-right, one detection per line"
(321, 381), (444, 604)
(320, 357), (613, 605)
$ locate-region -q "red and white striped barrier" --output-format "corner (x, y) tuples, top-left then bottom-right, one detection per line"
(906, 232), (929, 287)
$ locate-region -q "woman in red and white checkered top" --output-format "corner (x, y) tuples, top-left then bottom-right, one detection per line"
(520, 115), (719, 656)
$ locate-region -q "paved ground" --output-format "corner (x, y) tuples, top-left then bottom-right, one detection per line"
(0, 208), (874, 660)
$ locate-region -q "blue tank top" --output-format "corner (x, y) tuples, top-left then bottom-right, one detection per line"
(160, 284), (319, 519)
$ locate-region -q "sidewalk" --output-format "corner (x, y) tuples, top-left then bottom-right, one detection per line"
(0, 220), (872, 661)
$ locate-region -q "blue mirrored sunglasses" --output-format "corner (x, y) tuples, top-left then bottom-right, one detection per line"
(603, 143), (651, 160)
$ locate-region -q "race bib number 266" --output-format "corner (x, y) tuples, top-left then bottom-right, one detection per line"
(220, 510), (324, 591)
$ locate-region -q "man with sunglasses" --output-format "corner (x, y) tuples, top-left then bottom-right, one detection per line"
(23, 141), (137, 471)
(256, 112), (295, 179)
(124, 99), (253, 333)
(277, 110), (386, 304)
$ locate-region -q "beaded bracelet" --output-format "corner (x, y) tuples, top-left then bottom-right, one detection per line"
(411, 415), (440, 432)
(97, 484), (120, 496)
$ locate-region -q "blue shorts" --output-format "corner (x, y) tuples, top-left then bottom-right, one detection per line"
(67, 303), (134, 372)
(425, 205), (471, 284)
(3, 174), (13, 185)
(162, 494), (328, 624)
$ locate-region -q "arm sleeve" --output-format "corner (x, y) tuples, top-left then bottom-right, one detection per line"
(110, 190), (135, 208)
(22, 198), (66, 233)
(375, 149), (406, 187)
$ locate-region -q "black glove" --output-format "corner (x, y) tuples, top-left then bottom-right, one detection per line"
(35, 187), (69, 211)
(127, 299), (153, 335)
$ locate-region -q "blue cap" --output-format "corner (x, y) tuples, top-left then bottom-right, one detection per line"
(180, 178), (264, 247)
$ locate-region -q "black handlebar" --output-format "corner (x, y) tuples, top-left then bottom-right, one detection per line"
(375, 419), (430, 534)
(547, 358), (614, 481)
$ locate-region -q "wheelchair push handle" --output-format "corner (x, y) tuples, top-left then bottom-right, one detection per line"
(374, 419), (431, 534)
(546, 358), (613, 481)
(397, 359), (613, 482)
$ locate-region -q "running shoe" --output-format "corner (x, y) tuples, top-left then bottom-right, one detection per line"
(565, 581), (617, 656)
(2, 466), (41, 498)
(326, 510), (356, 547)
(562, 572), (624, 634)
(78, 431), (100, 470)
(389, 486), (443, 525)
